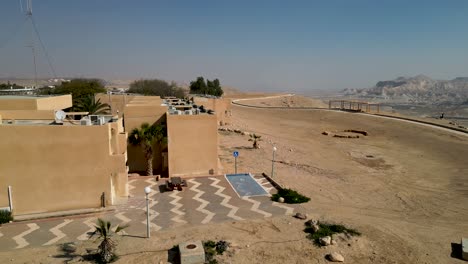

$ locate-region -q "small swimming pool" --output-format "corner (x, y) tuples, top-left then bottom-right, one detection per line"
(225, 173), (269, 197)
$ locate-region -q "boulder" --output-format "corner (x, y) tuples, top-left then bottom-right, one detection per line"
(462, 237), (468, 261)
(305, 219), (319, 226)
(294, 212), (307, 220)
(322, 131), (329, 135)
(319, 236), (331, 246)
(278, 197), (285, 203)
(331, 239), (337, 245)
(244, 132), (250, 136)
(312, 224), (320, 233)
(328, 252), (344, 262)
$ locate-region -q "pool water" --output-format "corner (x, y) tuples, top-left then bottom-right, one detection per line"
(225, 173), (269, 197)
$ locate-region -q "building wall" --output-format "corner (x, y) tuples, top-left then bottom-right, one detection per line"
(0, 98), (38, 110)
(167, 114), (218, 177)
(0, 123), (127, 216)
(36, 95), (73, 110)
(0, 95), (72, 111)
(95, 94), (136, 116)
(192, 97), (232, 125)
(123, 99), (167, 175)
(0, 110), (55, 120)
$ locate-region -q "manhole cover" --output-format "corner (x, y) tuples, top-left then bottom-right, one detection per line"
(186, 244), (197, 249)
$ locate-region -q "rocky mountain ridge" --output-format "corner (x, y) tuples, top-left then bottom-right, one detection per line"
(343, 75), (468, 105)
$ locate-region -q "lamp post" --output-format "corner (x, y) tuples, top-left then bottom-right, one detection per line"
(271, 146), (277, 178)
(144, 186), (151, 238)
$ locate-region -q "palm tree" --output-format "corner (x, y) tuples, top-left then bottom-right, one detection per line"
(90, 218), (128, 263)
(128, 122), (167, 176)
(249, 134), (262, 149)
(75, 95), (111, 115)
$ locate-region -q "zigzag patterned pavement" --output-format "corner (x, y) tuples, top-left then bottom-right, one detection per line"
(0, 174), (298, 251)
(209, 177), (244, 221)
(188, 179), (215, 224)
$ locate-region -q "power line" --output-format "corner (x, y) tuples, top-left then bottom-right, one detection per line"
(30, 16), (57, 78)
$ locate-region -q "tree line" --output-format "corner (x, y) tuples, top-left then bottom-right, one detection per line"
(127, 79), (185, 98)
(31, 76), (224, 113)
(0, 82), (24, 89)
(36, 79), (109, 114)
(189, 76), (223, 96)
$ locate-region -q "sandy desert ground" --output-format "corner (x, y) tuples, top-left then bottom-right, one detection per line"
(1, 94), (467, 264)
(219, 95), (468, 263)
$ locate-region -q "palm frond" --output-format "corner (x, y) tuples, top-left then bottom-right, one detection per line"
(115, 224), (129, 233)
(128, 128), (142, 146)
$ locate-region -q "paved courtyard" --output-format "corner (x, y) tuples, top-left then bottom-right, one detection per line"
(0, 174), (296, 251)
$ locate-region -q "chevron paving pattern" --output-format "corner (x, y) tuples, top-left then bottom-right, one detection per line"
(0, 174), (297, 251)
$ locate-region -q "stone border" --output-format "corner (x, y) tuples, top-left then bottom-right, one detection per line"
(261, 172), (284, 191)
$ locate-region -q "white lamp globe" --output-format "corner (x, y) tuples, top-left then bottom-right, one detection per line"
(144, 186), (151, 194)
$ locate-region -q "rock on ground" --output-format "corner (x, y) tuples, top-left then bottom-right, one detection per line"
(328, 252), (344, 262)
(320, 236), (331, 246)
(294, 213), (307, 220)
(312, 224), (320, 233)
(305, 219), (318, 226)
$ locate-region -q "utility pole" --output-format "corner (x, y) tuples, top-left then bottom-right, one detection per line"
(24, 0), (38, 88)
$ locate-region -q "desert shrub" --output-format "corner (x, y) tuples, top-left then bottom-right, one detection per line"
(271, 188), (310, 204)
(0, 210), (13, 224)
(215, 240), (229, 255)
(203, 240), (230, 263)
(304, 221), (361, 246)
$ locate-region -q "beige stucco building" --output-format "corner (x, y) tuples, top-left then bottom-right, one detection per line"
(192, 96), (232, 125)
(121, 95), (224, 178)
(101, 93), (228, 178)
(0, 92), (229, 217)
(167, 114), (219, 177)
(0, 95), (128, 217)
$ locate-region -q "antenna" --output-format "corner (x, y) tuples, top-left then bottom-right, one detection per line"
(26, 0), (32, 16)
(26, 0), (36, 87)
(17, 0), (57, 84)
(26, 43), (38, 87)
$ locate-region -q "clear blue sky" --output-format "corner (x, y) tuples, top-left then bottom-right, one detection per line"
(1, 0), (467, 91)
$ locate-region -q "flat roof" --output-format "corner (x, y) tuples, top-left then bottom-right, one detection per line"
(0, 95), (65, 100)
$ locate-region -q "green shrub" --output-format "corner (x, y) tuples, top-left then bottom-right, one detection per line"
(271, 188), (310, 204)
(203, 240), (216, 263)
(0, 210), (13, 224)
(304, 221), (361, 246)
(203, 240), (230, 263)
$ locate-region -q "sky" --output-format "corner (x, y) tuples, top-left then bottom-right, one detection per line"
(1, 0), (468, 92)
